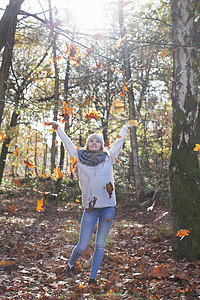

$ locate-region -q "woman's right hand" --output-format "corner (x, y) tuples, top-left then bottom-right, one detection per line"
(45, 122), (58, 130)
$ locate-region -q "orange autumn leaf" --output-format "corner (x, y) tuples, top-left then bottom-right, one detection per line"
(36, 198), (44, 211)
(106, 218), (109, 222)
(85, 111), (101, 120)
(70, 157), (78, 174)
(150, 264), (170, 278)
(7, 204), (17, 215)
(194, 144), (200, 151)
(55, 140), (58, 146)
(176, 229), (190, 239)
(71, 291), (76, 299)
(105, 139), (110, 147)
(115, 157), (120, 163)
(66, 43), (82, 66)
(12, 178), (21, 186)
(24, 160), (34, 168)
(117, 135), (121, 138)
(61, 101), (73, 123)
(160, 49), (168, 59)
(0, 130), (6, 140)
(113, 34), (127, 47)
(13, 148), (19, 156)
(112, 100), (124, 111)
(49, 128), (55, 132)
(120, 82), (129, 96)
(41, 174), (46, 178)
(51, 166), (65, 181)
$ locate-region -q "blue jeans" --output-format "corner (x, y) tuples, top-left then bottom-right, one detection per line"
(68, 206), (115, 279)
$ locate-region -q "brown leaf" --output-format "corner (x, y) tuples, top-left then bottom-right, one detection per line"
(87, 197), (97, 214)
(150, 264), (170, 278)
(105, 182), (114, 198)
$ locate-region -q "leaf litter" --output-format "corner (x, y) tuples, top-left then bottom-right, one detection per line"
(0, 188), (200, 299)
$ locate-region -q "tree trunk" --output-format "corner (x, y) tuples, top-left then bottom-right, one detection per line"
(0, 10), (17, 127)
(118, 0), (144, 203)
(169, 0), (200, 261)
(0, 109), (18, 184)
(48, 0), (59, 173)
(0, 0), (24, 51)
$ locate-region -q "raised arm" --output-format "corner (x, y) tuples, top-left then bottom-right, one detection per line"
(45, 122), (77, 158)
(109, 125), (132, 162)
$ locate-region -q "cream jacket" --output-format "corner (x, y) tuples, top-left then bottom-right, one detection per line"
(56, 125), (129, 208)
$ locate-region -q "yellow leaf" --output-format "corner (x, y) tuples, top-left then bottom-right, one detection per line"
(76, 199), (80, 203)
(194, 144), (200, 151)
(161, 49), (168, 59)
(51, 166), (65, 181)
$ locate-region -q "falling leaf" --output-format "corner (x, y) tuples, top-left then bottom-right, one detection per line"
(36, 198), (44, 211)
(87, 197), (97, 214)
(115, 157), (120, 163)
(176, 229), (190, 239)
(70, 157), (78, 174)
(13, 148), (19, 156)
(105, 139), (110, 147)
(160, 49), (168, 59)
(113, 34), (127, 47)
(51, 166), (65, 181)
(75, 199), (80, 203)
(105, 182), (114, 198)
(66, 43), (82, 66)
(60, 101), (73, 123)
(194, 144), (200, 151)
(129, 120), (138, 126)
(106, 219), (109, 222)
(112, 100), (124, 111)
(117, 135), (121, 138)
(0, 130), (6, 140)
(24, 160), (34, 168)
(49, 128), (55, 132)
(41, 174), (46, 178)
(120, 82), (129, 96)
(150, 264), (170, 278)
(55, 140), (58, 146)
(85, 111), (101, 119)
(92, 33), (103, 40)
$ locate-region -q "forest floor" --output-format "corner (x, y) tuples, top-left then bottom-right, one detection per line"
(0, 185), (200, 300)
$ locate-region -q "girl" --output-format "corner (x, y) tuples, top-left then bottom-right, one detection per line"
(46, 122), (133, 285)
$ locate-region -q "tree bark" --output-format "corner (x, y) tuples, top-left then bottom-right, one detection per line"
(0, 8), (18, 127)
(0, 0), (24, 51)
(48, 0), (59, 173)
(118, 0), (144, 203)
(169, 0), (200, 261)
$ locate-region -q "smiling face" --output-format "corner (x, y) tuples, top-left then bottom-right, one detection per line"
(88, 138), (102, 152)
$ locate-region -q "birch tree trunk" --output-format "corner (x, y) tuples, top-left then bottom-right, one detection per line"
(169, 0), (200, 260)
(118, 0), (144, 202)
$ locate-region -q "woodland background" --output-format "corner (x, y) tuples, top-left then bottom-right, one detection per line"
(0, 0), (200, 299)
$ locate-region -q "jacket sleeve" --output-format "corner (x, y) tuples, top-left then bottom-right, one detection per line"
(56, 126), (78, 158)
(109, 125), (129, 163)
